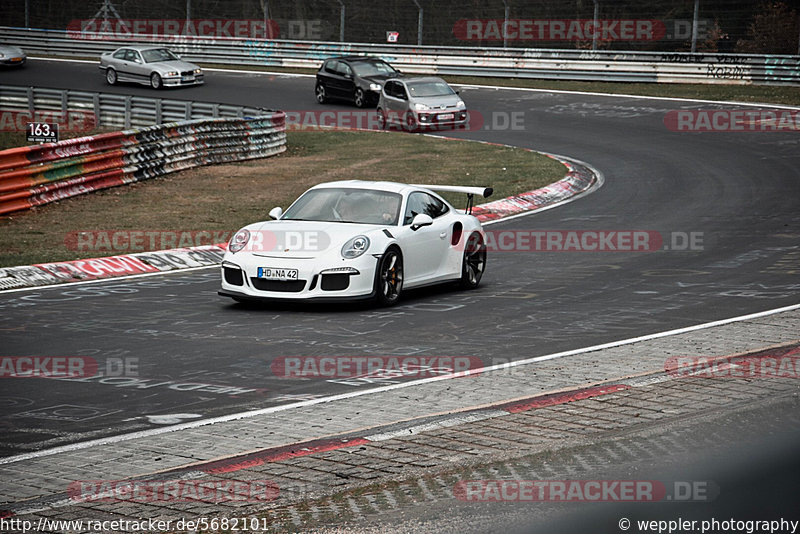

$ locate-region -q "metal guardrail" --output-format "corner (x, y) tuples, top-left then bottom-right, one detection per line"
(0, 84), (270, 130)
(1, 26), (799, 85)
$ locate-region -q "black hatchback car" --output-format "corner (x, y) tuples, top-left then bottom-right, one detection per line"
(315, 56), (399, 108)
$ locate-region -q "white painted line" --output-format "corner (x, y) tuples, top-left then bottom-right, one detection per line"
(1, 301), (798, 466)
(452, 83), (800, 111)
(364, 410), (507, 442)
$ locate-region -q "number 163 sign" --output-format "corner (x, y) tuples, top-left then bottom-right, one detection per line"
(26, 122), (59, 143)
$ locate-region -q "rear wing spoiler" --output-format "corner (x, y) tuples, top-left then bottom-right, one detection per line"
(412, 184), (493, 214)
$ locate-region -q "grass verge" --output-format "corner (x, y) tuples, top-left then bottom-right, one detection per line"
(0, 130), (566, 268)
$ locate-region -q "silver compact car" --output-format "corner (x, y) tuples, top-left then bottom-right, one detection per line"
(99, 46), (204, 89)
(0, 45), (26, 67)
(377, 76), (467, 131)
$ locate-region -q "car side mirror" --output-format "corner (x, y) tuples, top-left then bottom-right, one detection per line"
(269, 207), (283, 220)
(455, 90), (460, 95)
(410, 213), (433, 231)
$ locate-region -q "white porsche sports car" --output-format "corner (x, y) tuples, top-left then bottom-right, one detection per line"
(218, 180), (492, 306)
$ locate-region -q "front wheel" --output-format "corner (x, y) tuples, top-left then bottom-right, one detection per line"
(354, 87), (366, 108)
(375, 248), (403, 306)
(404, 111), (418, 132)
(150, 72), (163, 89)
(315, 83), (328, 104)
(376, 108), (387, 130)
(459, 232), (486, 289)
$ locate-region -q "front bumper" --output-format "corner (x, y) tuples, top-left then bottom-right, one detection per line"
(416, 110), (468, 127)
(219, 254), (379, 302)
(162, 74), (204, 87)
(0, 56), (26, 66)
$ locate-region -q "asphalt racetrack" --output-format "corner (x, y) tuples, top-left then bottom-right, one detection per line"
(1, 60), (798, 457)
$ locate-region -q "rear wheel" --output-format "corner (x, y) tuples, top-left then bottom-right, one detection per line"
(150, 72), (162, 89)
(459, 232), (486, 289)
(375, 247), (403, 306)
(106, 68), (117, 85)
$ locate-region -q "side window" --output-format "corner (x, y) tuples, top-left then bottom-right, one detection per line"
(325, 60), (339, 74)
(113, 49), (127, 60)
(396, 83), (407, 100)
(403, 192), (448, 225)
(339, 62), (353, 77)
(126, 50), (141, 63)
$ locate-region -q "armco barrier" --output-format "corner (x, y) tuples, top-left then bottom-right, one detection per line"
(0, 114), (286, 215)
(1, 26), (799, 85)
(0, 85), (270, 130)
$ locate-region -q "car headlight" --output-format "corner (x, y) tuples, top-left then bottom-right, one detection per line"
(369, 83), (381, 92)
(165, 71), (179, 76)
(341, 235), (370, 259)
(456, 100), (466, 108)
(229, 229), (250, 253)
(414, 103), (430, 111)
(194, 68), (202, 75)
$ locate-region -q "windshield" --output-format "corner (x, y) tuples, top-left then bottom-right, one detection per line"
(282, 187), (402, 225)
(351, 60), (397, 77)
(141, 48), (179, 63)
(407, 80), (455, 97)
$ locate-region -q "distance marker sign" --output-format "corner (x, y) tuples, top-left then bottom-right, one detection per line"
(27, 122), (59, 143)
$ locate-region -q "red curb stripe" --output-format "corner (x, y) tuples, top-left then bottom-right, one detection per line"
(190, 384), (627, 475)
(201, 437), (370, 474)
(502, 384), (630, 414)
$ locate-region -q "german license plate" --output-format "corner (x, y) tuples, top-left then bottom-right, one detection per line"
(438, 113), (454, 120)
(258, 267), (298, 280)
(182, 76), (194, 82)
